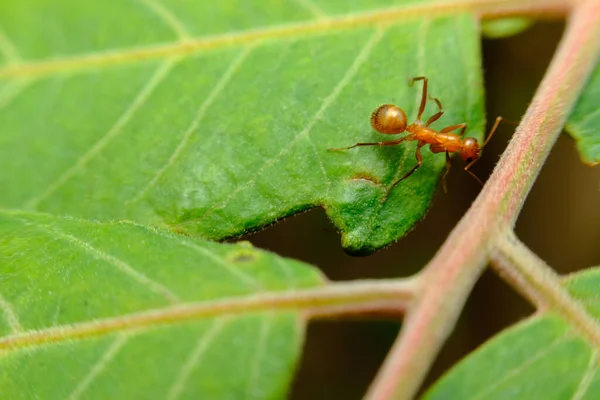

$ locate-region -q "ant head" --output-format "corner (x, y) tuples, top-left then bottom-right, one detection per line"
(460, 137), (480, 163)
(370, 104), (407, 134)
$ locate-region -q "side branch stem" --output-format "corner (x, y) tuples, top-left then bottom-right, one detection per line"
(492, 231), (600, 348)
(366, 0), (600, 399)
(0, 278), (417, 350)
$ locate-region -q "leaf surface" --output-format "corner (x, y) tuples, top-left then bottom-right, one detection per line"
(567, 65), (600, 165)
(0, 1), (485, 253)
(0, 210), (324, 399)
(424, 267), (600, 400)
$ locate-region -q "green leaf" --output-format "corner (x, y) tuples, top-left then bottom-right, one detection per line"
(480, 18), (534, 39)
(0, 210), (324, 399)
(424, 267), (600, 400)
(0, 1), (485, 253)
(566, 64), (600, 165)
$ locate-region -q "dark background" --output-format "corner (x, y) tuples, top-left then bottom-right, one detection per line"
(247, 21), (600, 399)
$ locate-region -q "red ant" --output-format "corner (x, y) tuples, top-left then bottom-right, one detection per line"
(328, 76), (504, 192)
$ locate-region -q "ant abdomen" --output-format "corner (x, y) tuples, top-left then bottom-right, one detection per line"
(370, 104), (407, 134)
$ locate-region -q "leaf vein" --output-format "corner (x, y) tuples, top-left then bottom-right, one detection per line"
(0, 294), (22, 333)
(23, 59), (177, 209)
(132, 223), (264, 290)
(457, 17), (475, 135)
(166, 317), (229, 400)
(573, 106), (600, 128)
(364, 20), (429, 233)
(0, 0), (498, 79)
(274, 257), (295, 290)
(134, 0), (192, 40)
(196, 26), (385, 222)
(0, 78), (32, 112)
(304, 131), (332, 201)
(414, 18), (430, 118)
(293, 0), (328, 20)
(247, 314), (273, 398)
(179, 240), (265, 290)
(570, 349), (599, 400)
(471, 336), (572, 400)
(11, 216), (181, 303)
(0, 288), (323, 350)
(0, 24), (20, 64)
(66, 333), (130, 400)
(126, 46), (254, 205)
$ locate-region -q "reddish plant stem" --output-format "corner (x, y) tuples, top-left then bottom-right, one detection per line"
(365, 0), (600, 399)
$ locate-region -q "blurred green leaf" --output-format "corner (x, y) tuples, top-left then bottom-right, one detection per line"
(566, 65), (600, 165)
(0, 1), (484, 254)
(424, 267), (600, 400)
(481, 17), (534, 39)
(0, 209), (324, 399)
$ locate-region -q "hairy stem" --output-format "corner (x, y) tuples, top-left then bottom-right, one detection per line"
(491, 231), (600, 347)
(0, 278), (418, 350)
(366, 0), (600, 399)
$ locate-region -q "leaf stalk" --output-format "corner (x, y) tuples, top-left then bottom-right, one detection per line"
(365, 0), (600, 398)
(491, 231), (600, 348)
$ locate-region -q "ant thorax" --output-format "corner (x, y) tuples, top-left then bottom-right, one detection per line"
(430, 133), (463, 154)
(407, 122), (436, 142)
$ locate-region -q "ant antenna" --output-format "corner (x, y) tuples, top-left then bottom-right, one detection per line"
(465, 116), (511, 172)
(482, 116), (505, 148)
(463, 116), (518, 187)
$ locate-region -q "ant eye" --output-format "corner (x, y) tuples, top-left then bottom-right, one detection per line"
(466, 158), (473, 163)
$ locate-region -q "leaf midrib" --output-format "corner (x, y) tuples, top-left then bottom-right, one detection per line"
(0, 0), (533, 79)
(0, 289), (321, 351)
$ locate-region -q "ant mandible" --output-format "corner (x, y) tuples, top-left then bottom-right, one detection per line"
(328, 76), (504, 193)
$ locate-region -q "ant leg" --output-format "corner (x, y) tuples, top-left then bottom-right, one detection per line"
(440, 123), (467, 137)
(441, 151), (451, 193)
(426, 112), (444, 126)
(430, 96), (442, 111)
(389, 142), (426, 191)
(409, 76), (428, 121)
(409, 76), (427, 86)
(426, 97), (444, 126)
(328, 136), (409, 151)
